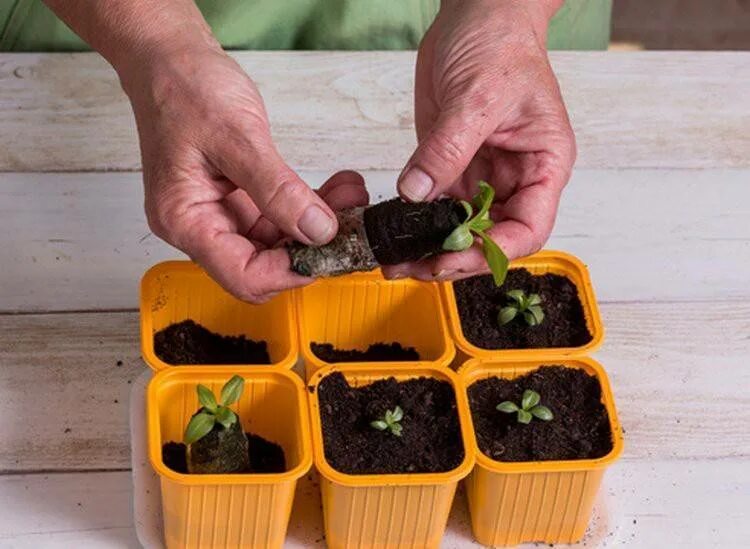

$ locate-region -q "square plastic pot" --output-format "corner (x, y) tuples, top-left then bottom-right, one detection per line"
(307, 364), (475, 549)
(441, 250), (604, 363)
(147, 367), (312, 549)
(296, 271), (454, 379)
(140, 261), (297, 370)
(460, 357), (623, 546)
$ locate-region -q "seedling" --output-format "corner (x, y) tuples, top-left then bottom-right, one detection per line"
(442, 181), (509, 286)
(497, 389), (553, 424)
(498, 289), (545, 327)
(370, 406), (404, 436)
(184, 375), (245, 444)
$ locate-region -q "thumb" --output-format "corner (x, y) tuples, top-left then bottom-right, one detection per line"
(214, 135), (338, 246)
(398, 108), (490, 202)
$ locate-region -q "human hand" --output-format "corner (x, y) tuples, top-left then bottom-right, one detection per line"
(122, 45), (368, 302)
(386, 0), (575, 281)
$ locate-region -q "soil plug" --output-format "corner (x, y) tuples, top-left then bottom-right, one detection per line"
(288, 181), (509, 285)
(184, 375), (250, 474)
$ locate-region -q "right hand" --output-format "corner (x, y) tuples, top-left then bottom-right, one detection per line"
(122, 46), (368, 303)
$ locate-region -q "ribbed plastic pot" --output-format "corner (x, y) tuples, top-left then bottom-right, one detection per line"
(147, 367), (313, 549)
(441, 250), (604, 364)
(307, 364), (475, 549)
(460, 357), (623, 546)
(140, 261), (297, 370)
(295, 271), (454, 379)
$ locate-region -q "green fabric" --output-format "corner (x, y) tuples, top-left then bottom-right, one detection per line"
(1, 0), (611, 52)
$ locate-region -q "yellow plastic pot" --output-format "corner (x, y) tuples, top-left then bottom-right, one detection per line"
(296, 271), (454, 379)
(140, 261), (297, 370)
(147, 367), (313, 549)
(460, 357), (623, 546)
(307, 364), (475, 549)
(441, 250), (604, 363)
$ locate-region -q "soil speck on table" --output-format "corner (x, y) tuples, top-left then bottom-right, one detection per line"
(317, 372), (464, 474)
(311, 342), (419, 363)
(454, 269), (592, 349)
(468, 366), (613, 462)
(154, 319), (270, 365)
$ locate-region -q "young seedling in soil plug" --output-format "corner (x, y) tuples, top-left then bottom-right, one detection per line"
(497, 390), (553, 424)
(498, 290), (545, 327)
(288, 181), (508, 285)
(370, 405), (404, 436)
(183, 375), (250, 474)
(442, 181), (509, 286)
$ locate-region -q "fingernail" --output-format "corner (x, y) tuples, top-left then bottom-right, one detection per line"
(399, 167), (434, 202)
(298, 205), (335, 245)
(434, 269), (456, 281)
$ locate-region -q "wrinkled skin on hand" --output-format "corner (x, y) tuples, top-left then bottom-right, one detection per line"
(387, 0), (575, 282)
(126, 46), (368, 303)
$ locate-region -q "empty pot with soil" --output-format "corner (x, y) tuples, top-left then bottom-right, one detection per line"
(307, 365), (475, 549)
(443, 250), (604, 360)
(148, 368), (312, 549)
(460, 358), (623, 546)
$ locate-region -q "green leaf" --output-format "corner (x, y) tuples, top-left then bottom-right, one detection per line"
(371, 420), (388, 431)
(473, 181), (495, 222)
(391, 406), (404, 422)
(523, 311), (539, 326)
(443, 224), (473, 251)
(498, 306), (518, 326)
(470, 217), (494, 232)
(517, 409), (532, 424)
(496, 401), (519, 413)
(215, 406), (237, 429)
(527, 305), (545, 325)
(384, 410), (393, 423)
(390, 423), (403, 437)
(506, 289), (525, 303)
(527, 294), (542, 306)
(184, 412), (216, 444)
(531, 405), (554, 421)
(220, 375), (244, 406)
(522, 390), (540, 410)
(459, 200), (473, 220)
(196, 384), (218, 413)
(477, 232), (509, 286)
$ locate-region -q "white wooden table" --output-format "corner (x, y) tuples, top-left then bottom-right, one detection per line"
(0, 51), (748, 548)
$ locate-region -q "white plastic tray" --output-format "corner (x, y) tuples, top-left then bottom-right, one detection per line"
(129, 366), (611, 548)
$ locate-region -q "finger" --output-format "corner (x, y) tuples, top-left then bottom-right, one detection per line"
(171, 201), (311, 303)
(211, 132), (338, 246)
(398, 107), (494, 202)
(317, 170), (369, 210)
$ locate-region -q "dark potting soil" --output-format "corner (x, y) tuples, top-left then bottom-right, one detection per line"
(468, 366), (613, 462)
(154, 320), (271, 365)
(363, 198), (465, 265)
(311, 342), (420, 363)
(162, 433), (286, 474)
(454, 269), (592, 349)
(316, 372), (464, 474)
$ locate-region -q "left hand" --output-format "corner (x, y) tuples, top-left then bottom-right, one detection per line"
(384, 0), (575, 281)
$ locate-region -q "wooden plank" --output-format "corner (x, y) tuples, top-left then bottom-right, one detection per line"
(1, 168), (749, 312)
(1, 458), (748, 548)
(0, 303), (748, 472)
(0, 52), (747, 172)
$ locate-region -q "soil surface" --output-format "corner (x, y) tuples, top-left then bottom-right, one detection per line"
(311, 342), (420, 363)
(154, 320), (271, 365)
(468, 366), (613, 462)
(317, 372), (464, 474)
(454, 269), (592, 349)
(162, 432), (286, 474)
(364, 198), (465, 265)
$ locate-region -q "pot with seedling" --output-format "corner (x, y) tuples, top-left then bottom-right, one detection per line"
(307, 364), (475, 549)
(459, 358), (623, 546)
(148, 368), (312, 549)
(441, 250), (604, 362)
